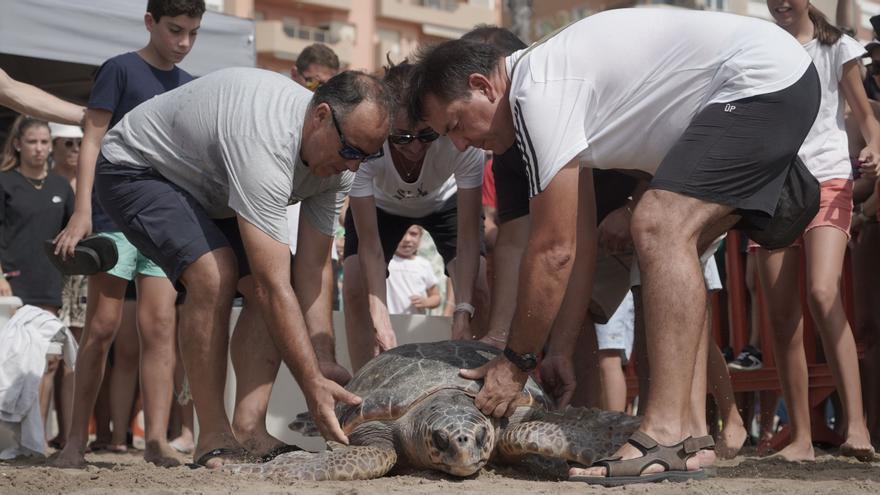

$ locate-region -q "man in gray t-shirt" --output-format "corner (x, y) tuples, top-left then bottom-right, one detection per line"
(95, 68), (392, 467)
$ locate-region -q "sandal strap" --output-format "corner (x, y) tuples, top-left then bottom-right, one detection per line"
(602, 432), (698, 477)
(627, 430), (659, 453)
(683, 435), (715, 454)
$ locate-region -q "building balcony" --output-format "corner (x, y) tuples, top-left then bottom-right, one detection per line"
(379, 0), (495, 38)
(255, 20), (353, 65)
(292, 0), (352, 11)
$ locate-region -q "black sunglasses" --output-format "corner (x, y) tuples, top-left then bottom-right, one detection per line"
(58, 138), (81, 148)
(329, 105), (384, 162)
(388, 129), (440, 146)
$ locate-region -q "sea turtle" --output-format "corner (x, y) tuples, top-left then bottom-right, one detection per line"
(224, 340), (640, 481)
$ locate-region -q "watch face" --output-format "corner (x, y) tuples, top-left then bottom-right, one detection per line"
(504, 347), (538, 372)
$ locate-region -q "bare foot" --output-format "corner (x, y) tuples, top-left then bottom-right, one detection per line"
(840, 429), (876, 462)
(716, 421), (748, 459)
(105, 443), (128, 454)
(144, 441), (183, 467)
(49, 445), (87, 469)
(771, 442), (814, 462)
(169, 435), (195, 454)
(194, 432), (249, 469)
(568, 432), (703, 479)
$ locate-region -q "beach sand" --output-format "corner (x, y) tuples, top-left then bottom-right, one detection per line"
(1, 447), (878, 494)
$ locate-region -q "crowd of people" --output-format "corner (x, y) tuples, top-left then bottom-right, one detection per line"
(1, 0), (880, 486)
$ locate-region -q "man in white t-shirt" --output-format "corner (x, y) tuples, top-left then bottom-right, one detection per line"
(408, 8), (820, 485)
(385, 226), (440, 315)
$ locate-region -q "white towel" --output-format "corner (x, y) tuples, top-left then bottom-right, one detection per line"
(0, 305), (77, 459)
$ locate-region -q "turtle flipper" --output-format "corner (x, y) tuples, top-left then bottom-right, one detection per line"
(497, 407), (640, 467)
(288, 411), (320, 436)
(223, 445), (397, 481)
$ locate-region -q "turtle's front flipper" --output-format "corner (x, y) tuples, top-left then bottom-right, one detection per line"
(497, 407), (640, 467)
(223, 445), (397, 481)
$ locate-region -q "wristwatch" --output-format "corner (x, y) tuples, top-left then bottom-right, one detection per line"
(503, 346), (538, 373)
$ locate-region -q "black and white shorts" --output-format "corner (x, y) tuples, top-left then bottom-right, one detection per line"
(650, 64), (820, 232)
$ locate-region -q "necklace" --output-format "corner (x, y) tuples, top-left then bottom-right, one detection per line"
(392, 151), (422, 182)
(16, 169), (47, 189)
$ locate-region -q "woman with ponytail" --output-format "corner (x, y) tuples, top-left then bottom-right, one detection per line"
(761, 0), (879, 462)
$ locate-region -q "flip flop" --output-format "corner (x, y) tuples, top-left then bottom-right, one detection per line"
(187, 447), (252, 469)
(259, 444), (304, 462)
(44, 235), (118, 275)
(570, 432), (713, 487)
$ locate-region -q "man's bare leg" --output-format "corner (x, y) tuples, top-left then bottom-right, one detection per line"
(230, 276), (286, 457)
(572, 190), (736, 478)
(136, 275), (181, 467)
(52, 273), (128, 468)
(689, 304), (713, 467)
(709, 341), (747, 459)
(178, 248), (243, 468)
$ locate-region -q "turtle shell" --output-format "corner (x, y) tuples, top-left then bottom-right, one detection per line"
(337, 340), (551, 434)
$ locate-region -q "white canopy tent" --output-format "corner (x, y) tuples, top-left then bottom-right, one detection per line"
(0, 0), (255, 126)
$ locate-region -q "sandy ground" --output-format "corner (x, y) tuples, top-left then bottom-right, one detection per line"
(1, 447), (878, 495)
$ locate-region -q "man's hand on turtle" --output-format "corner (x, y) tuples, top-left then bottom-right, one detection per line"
(303, 376), (361, 445)
(538, 353), (576, 408)
(459, 356), (527, 418)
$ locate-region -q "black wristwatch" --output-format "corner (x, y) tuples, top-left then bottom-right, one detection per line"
(503, 346), (538, 373)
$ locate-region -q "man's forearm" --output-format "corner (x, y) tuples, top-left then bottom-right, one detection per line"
(293, 254), (336, 361)
(259, 282), (322, 384)
(506, 242), (575, 355)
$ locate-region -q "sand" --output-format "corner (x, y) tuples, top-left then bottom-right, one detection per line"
(1, 448), (878, 495)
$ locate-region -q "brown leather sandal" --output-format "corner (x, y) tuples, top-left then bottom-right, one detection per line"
(570, 431), (714, 486)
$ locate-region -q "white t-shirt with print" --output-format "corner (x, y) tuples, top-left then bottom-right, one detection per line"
(799, 36), (864, 182)
(349, 137), (484, 217)
(385, 255), (438, 315)
(505, 8), (813, 197)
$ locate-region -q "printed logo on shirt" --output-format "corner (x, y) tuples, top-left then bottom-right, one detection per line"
(393, 184), (429, 201)
(51, 196), (63, 204)
(724, 104), (736, 113)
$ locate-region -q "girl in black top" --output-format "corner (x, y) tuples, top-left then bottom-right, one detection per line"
(0, 115), (74, 310)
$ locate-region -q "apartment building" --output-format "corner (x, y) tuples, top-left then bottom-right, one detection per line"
(211, 0), (500, 73)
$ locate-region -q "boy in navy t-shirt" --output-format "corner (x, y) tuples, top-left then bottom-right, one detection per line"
(52, 0), (204, 470)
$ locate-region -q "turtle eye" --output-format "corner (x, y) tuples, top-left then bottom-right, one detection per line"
(475, 426), (488, 447)
(432, 430), (450, 451)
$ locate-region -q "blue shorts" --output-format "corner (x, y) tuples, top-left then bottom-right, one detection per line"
(94, 158), (250, 285)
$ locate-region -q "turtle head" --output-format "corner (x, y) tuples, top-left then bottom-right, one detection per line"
(407, 390), (496, 477)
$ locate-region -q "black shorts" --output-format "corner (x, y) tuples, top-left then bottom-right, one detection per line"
(94, 158), (250, 286)
(650, 64), (820, 230)
(492, 147), (530, 224)
(493, 148), (638, 225)
(343, 194), (486, 270)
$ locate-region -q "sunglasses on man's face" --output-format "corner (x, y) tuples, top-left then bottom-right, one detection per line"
(388, 129), (440, 146)
(303, 78), (323, 91)
(329, 105), (384, 162)
(59, 138), (81, 149)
